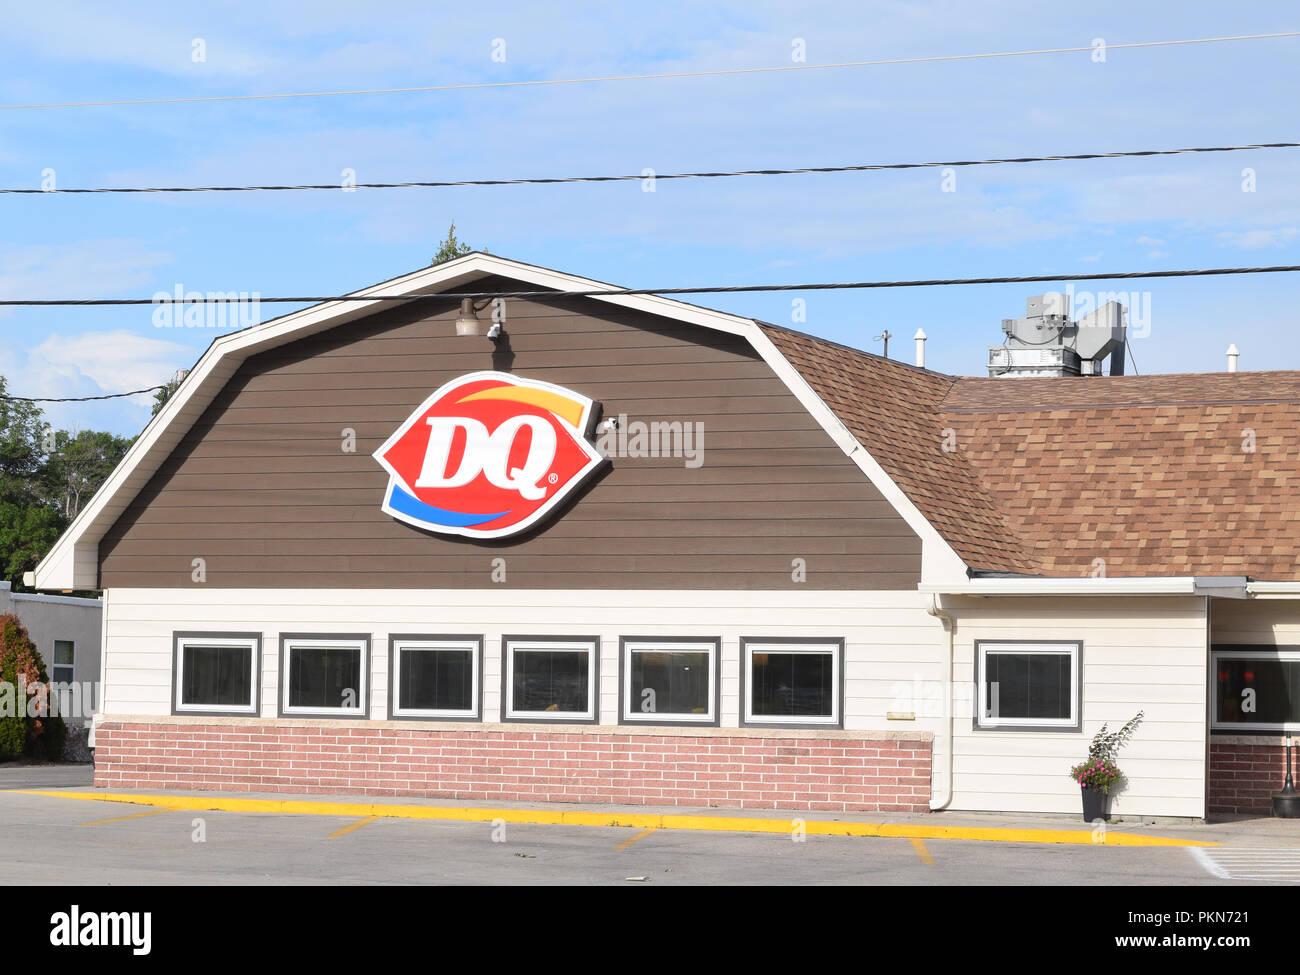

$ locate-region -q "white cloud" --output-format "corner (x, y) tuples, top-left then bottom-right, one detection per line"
(28, 330), (190, 402)
(0, 329), (192, 434)
(1217, 227), (1299, 249)
(0, 239), (173, 313)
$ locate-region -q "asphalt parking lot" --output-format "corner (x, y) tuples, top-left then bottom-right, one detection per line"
(5, 764), (1300, 885)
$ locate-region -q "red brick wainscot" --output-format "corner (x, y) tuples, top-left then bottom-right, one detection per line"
(93, 718), (933, 812)
(1209, 735), (1299, 815)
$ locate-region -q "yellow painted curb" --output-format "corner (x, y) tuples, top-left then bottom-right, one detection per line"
(19, 790), (1218, 847)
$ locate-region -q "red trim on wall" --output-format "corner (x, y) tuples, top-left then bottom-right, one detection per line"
(93, 721), (933, 813)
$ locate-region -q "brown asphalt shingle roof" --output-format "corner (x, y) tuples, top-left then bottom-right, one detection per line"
(761, 323), (1300, 581)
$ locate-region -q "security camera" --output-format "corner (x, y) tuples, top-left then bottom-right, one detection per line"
(486, 322), (504, 341)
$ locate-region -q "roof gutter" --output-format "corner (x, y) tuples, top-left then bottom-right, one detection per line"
(1247, 581), (1300, 598)
(919, 576), (1249, 598)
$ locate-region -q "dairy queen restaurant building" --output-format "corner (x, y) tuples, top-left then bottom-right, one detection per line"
(32, 253), (1300, 820)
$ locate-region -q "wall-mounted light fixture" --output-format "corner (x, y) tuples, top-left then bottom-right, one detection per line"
(456, 297), (508, 343)
(455, 298), (488, 336)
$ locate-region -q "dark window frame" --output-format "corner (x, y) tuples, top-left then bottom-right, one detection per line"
(278, 632), (371, 720)
(501, 635), (600, 724)
(618, 636), (721, 727)
(740, 637), (844, 730)
(973, 639), (1083, 733)
(387, 633), (483, 722)
(51, 639), (75, 686)
(1211, 644), (1300, 733)
(172, 631), (262, 717)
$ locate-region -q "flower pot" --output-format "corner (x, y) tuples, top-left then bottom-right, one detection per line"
(1081, 785), (1110, 823)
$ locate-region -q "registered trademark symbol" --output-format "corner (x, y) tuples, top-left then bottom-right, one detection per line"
(547, 473), (559, 484)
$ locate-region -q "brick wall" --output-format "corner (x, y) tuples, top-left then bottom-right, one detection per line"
(1209, 738), (1295, 815)
(93, 719), (933, 812)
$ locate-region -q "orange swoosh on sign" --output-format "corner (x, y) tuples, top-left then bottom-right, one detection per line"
(456, 387), (585, 428)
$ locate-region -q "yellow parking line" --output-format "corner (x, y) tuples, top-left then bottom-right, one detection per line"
(22, 791), (1218, 848)
(910, 837), (936, 865)
(328, 815), (380, 839)
(614, 826), (658, 851)
(79, 807), (175, 827)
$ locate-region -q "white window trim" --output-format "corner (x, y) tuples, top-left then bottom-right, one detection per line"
(175, 635), (259, 715)
(743, 641), (841, 727)
(976, 642), (1080, 730)
(1212, 648), (1300, 732)
(505, 638), (597, 722)
(622, 640), (717, 724)
(281, 637), (368, 718)
(391, 638), (480, 719)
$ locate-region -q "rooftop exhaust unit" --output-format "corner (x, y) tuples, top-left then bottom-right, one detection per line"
(988, 293), (1127, 378)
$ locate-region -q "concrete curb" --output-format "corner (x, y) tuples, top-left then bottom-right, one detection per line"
(20, 790), (1219, 847)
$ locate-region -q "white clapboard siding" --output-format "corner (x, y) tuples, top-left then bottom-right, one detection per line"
(100, 587), (1221, 817)
(1213, 597), (1300, 644)
(100, 588), (945, 733)
(946, 594), (1208, 818)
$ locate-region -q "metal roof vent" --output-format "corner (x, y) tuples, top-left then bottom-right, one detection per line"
(988, 293), (1127, 378)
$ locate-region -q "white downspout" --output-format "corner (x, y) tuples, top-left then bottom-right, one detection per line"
(926, 592), (955, 811)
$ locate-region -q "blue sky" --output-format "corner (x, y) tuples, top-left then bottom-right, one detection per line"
(1, 1), (1296, 436)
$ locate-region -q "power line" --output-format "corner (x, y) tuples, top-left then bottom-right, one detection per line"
(1, 265), (1298, 307)
(0, 384), (169, 403)
(3, 31), (1296, 110)
(7, 142), (1296, 195)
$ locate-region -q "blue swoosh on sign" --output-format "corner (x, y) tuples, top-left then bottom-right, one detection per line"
(387, 483), (510, 528)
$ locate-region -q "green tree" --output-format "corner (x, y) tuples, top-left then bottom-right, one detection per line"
(0, 500), (62, 591)
(0, 377), (61, 589)
(0, 375), (138, 591)
(431, 220), (480, 265)
(151, 376), (182, 417)
(0, 376), (50, 499)
(39, 429), (133, 520)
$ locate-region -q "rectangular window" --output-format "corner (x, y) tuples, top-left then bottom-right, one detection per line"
(390, 636), (481, 720)
(504, 637), (597, 722)
(280, 635), (369, 718)
(742, 639), (842, 727)
(173, 633), (260, 716)
(51, 640), (75, 685)
(976, 641), (1080, 730)
(621, 638), (717, 725)
(1213, 647), (1300, 732)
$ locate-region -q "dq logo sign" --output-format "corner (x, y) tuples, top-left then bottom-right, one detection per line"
(374, 372), (605, 539)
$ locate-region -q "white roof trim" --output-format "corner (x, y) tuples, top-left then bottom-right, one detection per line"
(744, 326), (968, 584)
(1247, 581), (1300, 597)
(920, 576), (1250, 597)
(33, 252), (968, 590)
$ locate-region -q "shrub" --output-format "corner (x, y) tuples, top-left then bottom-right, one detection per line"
(0, 612), (67, 761)
(1068, 710), (1144, 795)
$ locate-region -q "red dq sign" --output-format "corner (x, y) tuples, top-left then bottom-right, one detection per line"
(374, 372), (605, 539)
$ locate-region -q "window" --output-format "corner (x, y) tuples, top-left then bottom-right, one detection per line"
(390, 635), (481, 720)
(976, 641), (1080, 730)
(173, 633), (260, 716)
(742, 639), (842, 727)
(1213, 647), (1300, 732)
(280, 635), (369, 718)
(504, 637), (598, 722)
(621, 638), (717, 725)
(51, 640), (75, 685)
